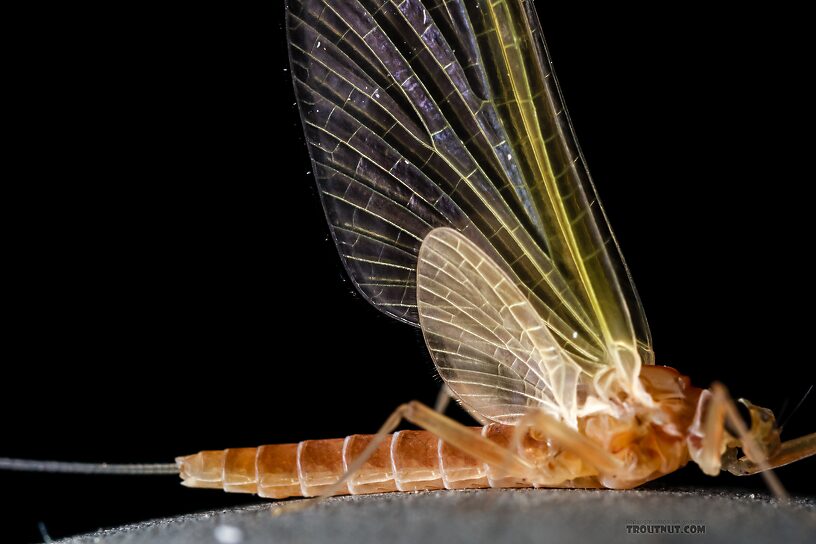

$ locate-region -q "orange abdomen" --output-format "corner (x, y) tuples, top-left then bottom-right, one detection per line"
(176, 424), (531, 498)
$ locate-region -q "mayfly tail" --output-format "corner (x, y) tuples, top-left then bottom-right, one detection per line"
(0, 457), (179, 475)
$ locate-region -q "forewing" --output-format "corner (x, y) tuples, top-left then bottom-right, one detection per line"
(287, 0), (604, 365)
(475, 0), (654, 367)
(417, 228), (582, 426)
(286, 0), (653, 387)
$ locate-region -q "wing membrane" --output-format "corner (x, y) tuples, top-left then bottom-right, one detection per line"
(417, 228), (582, 426)
(287, 0), (603, 364)
(286, 0), (653, 409)
(474, 0), (654, 366)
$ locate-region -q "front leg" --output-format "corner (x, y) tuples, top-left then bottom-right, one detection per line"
(691, 383), (788, 498)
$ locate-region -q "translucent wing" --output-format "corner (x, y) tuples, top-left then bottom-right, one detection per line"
(473, 0), (655, 369)
(417, 228), (582, 426)
(286, 0), (653, 416)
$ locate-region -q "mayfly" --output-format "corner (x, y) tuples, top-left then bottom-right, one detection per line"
(2, 0), (814, 500)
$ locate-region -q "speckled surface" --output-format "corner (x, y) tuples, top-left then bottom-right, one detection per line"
(58, 488), (816, 544)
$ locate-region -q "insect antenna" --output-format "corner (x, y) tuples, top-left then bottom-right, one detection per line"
(779, 384), (813, 432)
(776, 398), (790, 427)
(0, 457), (178, 475)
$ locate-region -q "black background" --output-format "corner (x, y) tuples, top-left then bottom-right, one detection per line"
(2, 3), (814, 542)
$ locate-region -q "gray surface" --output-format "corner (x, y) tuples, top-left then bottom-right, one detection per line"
(59, 488), (816, 544)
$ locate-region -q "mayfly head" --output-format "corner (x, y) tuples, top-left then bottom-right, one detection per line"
(720, 399), (783, 472)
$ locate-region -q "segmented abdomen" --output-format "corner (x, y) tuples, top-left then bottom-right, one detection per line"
(176, 424), (532, 498)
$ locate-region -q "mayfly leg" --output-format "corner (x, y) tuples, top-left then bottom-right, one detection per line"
(711, 381), (816, 487)
(708, 383), (787, 499)
(725, 432), (816, 476)
(276, 401), (534, 513)
(511, 409), (622, 482)
(433, 385), (453, 414)
(385, 402), (533, 476)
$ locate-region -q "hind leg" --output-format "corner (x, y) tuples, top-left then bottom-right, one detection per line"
(303, 400), (535, 503)
(510, 409), (622, 486)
